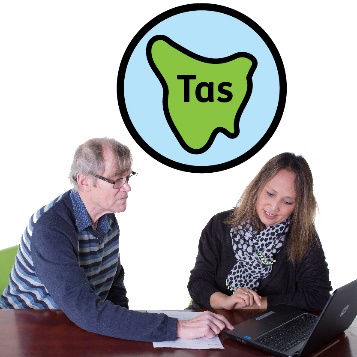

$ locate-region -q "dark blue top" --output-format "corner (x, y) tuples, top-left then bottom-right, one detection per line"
(0, 190), (177, 342)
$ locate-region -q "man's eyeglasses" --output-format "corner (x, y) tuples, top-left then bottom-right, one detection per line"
(90, 171), (137, 189)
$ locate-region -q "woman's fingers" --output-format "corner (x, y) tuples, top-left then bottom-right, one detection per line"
(234, 288), (262, 307)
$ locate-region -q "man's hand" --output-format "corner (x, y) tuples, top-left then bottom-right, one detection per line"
(176, 311), (234, 339)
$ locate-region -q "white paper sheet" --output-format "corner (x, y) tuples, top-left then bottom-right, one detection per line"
(148, 310), (224, 349)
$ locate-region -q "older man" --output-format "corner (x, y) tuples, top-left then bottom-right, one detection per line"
(0, 137), (232, 341)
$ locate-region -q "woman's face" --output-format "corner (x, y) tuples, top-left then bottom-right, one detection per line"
(256, 169), (297, 227)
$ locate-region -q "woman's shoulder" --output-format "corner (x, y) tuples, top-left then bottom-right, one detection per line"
(204, 210), (235, 232)
(210, 209), (234, 222)
(201, 210), (234, 244)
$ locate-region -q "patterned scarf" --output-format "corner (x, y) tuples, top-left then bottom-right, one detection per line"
(226, 218), (291, 292)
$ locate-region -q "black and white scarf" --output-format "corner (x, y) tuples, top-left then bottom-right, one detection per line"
(226, 218), (290, 292)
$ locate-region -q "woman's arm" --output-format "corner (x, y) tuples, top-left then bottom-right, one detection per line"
(210, 289), (264, 309)
(188, 212), (230, 308)
(266, 240), (332, 311)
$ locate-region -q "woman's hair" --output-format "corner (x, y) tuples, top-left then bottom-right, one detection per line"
(226, 152), (318, 263)
(69, 137), (132, 190)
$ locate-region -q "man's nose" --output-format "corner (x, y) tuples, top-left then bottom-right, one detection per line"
(121, 182), (131, 192)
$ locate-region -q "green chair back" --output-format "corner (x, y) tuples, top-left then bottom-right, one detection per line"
(0, 245), (18, 294)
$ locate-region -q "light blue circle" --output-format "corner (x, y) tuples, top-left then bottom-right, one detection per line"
(124, 9), (282, 166)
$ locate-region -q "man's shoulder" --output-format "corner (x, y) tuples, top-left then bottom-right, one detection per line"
(32, 190), (74, 230)
(22, 190), (77, 256)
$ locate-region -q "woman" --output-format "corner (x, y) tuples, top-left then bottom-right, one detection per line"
(188, 153), (331, 311)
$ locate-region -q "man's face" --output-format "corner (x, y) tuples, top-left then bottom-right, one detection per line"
(90, 148), (131, 215)
(255, 169), (297, 227)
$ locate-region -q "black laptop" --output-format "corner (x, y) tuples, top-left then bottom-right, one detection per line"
(226, 278), (357, 357)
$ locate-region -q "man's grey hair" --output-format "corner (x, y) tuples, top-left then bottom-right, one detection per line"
(69, 137), (132, 190)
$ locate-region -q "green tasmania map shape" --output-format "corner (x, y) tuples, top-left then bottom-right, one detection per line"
(147, 35), (257, 154)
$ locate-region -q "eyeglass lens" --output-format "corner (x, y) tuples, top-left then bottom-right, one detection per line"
(113, 173), (135, 189)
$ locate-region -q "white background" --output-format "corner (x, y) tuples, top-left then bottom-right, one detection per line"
(0, 1), (355, 310)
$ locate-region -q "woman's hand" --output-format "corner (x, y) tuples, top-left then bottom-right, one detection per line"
(241, 296), (267, 310)
(210, 288), (264, 310)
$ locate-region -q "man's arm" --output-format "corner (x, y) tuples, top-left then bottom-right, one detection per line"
(31, 223), (177, 342)
(106, 264), (129, 308)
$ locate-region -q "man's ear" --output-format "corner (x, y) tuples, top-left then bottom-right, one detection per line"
(76, 172), (92, 192)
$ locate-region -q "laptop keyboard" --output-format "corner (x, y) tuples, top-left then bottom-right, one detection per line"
(255, 313), (318, 352)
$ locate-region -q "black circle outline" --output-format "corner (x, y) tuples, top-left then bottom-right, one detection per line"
(117, 3), (286, 173)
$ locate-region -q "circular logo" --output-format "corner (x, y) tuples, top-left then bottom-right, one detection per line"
(118, 3), (286, 173)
